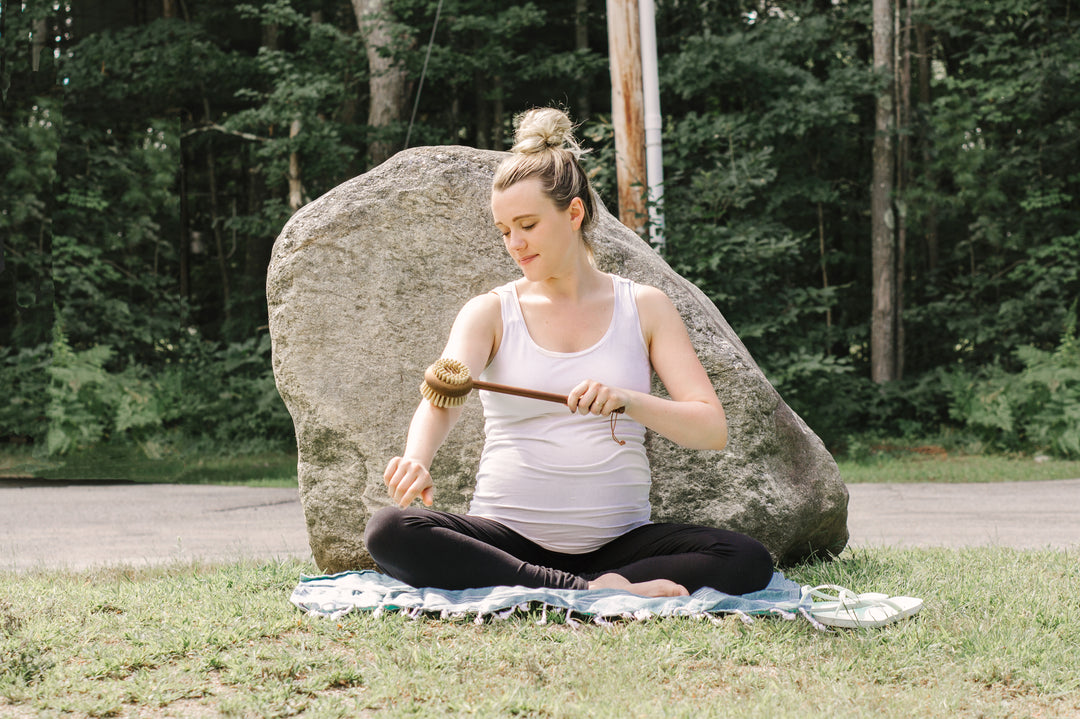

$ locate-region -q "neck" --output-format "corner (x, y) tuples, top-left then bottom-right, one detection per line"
(520, 262), (606, 303)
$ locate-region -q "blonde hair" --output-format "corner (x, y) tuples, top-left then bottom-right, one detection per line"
(493, 108), (597, 261)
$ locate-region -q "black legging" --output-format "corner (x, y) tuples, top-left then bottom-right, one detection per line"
(364, 506), (774, 595)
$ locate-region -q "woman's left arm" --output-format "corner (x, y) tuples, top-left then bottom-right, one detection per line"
(569, 285), (727, 450)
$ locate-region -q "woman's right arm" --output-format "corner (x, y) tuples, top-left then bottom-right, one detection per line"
(383, 292), (501, 507)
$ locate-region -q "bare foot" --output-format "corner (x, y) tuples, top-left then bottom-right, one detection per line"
(588, 573), (689, 597)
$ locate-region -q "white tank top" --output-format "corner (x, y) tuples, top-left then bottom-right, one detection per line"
(468, 274), (653, 553)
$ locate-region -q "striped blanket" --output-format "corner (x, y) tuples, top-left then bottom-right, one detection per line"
(290, 570), (811, 625)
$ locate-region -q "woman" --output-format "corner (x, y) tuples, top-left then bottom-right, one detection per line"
(364, 108), (773, 597)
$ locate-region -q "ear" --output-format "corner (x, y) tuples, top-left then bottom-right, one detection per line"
(568, 196), (586, 231)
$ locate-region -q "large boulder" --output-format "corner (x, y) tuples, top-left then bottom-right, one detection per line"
(267, 145), (848, 573)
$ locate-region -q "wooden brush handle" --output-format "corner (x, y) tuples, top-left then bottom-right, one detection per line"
(470, 379), (569, 405)
(422, 358), (623, 414)
(476, 380), (624, 414)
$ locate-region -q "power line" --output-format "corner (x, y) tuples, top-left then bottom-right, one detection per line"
(404, 0), (444, 150)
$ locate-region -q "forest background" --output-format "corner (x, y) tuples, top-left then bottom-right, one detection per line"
(1, 0), (1078, 470)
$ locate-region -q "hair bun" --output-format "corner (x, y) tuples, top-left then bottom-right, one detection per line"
(510, 108), (583, 160)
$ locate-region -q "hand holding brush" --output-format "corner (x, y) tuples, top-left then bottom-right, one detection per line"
(419, 357), (625, 444)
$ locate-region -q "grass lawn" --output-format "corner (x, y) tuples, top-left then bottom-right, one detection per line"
(4, 442), (1080, 488)
(0, 445), (300, 488)
(2, 549), (1078, 718)
(2, 446), (1079, 715)
(837, 447), (1080, 484)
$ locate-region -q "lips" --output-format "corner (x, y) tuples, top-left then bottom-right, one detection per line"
(517, 254), (538, 266)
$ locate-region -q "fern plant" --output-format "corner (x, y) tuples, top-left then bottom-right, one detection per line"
(946, 306), (1080, 457)
(45, 322), (114, 455)
(43, 321), (164, 456)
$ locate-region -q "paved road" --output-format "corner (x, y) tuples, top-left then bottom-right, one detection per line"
(0, 481), (312, 572)
(2, 478), (1078, 572)
(845, 478), (1080, 550)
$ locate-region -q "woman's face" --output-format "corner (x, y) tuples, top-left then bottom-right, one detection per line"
(491, 178), (585, 281)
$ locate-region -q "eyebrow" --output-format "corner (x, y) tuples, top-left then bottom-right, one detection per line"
(493, 213), (539, 227)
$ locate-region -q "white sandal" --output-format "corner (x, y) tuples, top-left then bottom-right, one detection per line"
(801, 584), (923, 629)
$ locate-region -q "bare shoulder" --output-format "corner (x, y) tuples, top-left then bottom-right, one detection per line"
(451, 291), (502, 340)
(632, 282), (676, 309)
(443, 291), (503, 370)
(458, 290), (502, 321)
(632, 283), (683, 332)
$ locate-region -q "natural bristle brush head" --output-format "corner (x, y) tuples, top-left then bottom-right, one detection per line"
(420, 358), (474, 408)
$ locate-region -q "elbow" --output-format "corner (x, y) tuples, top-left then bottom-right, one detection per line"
(683, 420), (726, 451)
(705, 426), (728, 451)
(684, 403), (726, 450)
(714, 429), (728, 451)
(708, 405), (728, 451)
(684, 429), (726, 451)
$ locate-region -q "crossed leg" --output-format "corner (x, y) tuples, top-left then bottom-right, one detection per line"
(364, 506), (774, 596)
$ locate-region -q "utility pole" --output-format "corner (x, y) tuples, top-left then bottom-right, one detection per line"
(606, 0), (647, 239)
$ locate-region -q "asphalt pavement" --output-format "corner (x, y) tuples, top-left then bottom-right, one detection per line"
(2, 478), (1079, 572)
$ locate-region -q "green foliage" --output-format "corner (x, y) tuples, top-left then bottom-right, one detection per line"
(944, 311), (1080, 457)
(44, 322), (164, 455)
(657, 8), (875, 445)
(653, 0), (1079, 453)
(47, 101), (183, 358)
(155, 332), (295, 451)
(8, 320), (291, 457)
(0, 638), (54, 687)
(0, 344), (50, 443)
(226, 2), (366, 197)
(906, 0), (1080, 366)
(661, 110), (825, 353)
(45, 327), (118, 455)
(60, 18), (237, 109)
(390, 0), (609, 148)
(0, 97), (60, 349)
(3, 0), (1078, 460)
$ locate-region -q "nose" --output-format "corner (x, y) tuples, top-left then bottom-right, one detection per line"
(505, 229), (526, 250)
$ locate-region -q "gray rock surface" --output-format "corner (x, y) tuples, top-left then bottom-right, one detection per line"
(267, 145), (848, 573)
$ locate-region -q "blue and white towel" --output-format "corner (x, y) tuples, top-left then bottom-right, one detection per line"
(290, 570), (811, 625)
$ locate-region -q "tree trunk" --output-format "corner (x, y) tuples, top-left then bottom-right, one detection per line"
(474, 52), (490, 149)
(575, 0), (591, 120)
(915, 11), (938, 272)
(894, 0), (912, 380)
(201, 97), (230, 330)
(288, 118), (304, 213)
(606, 0), (647, 238)
(818, 201), (832, 343)
(352, 0), (410, 167)
(492, 75), (505, 149)
(871, 0), (898, 383)
(31, 17), (48, 71)
(179, 146), (190, 302)
(813, 151), (832, 352)
(243, 143), (273, 293)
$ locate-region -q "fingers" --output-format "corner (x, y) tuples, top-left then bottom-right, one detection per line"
(567, 380), (625, 416)
(383, 456), (434, 507)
